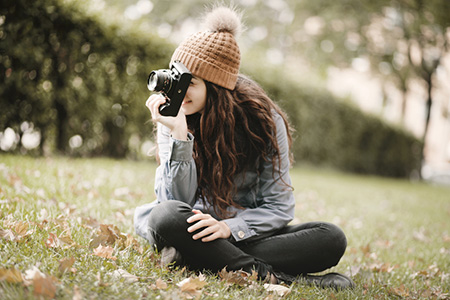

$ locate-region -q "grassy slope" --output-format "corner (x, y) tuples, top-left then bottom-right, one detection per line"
(0, 155), (449, 299)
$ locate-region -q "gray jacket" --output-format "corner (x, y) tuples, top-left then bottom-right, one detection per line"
(134, 111), (295, 242)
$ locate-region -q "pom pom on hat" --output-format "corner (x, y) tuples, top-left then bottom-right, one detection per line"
(203, 6), (242, 37)
(171, 6), (242, 90)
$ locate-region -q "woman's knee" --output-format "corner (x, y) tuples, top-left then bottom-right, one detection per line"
(147, 200), (193, 235)
(322, 222), (347, 263)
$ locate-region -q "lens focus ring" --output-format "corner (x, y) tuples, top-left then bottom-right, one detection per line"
(147, 70), (172, 93)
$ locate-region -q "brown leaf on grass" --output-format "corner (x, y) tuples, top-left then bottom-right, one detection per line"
(411, 264), (444, 280)
(33, 273), (57, 300)
(155, 278), (168, 290)
(177, 275), (207, 299)
(112, 269), (139, 283)
(59, 257), (76, 274)
(125, 233), (143, 253)
(23, 267), (58, 299)
(350, 265), (361, 276)
(389, 284), (410, 298)
(45, 232), (61, 248)
(81, 217), (100, 229)
(361, 244), (371, 256)
(13, 221), (29, 236)
(0, 228), (16, 241)
(413, 227), (430, 242)
(443, 233), (450, 243)
(89, 224), (126, 249)
(218, 267), (256, 286)
(149, 278), (169, 290)
(0, 220), (33, 242)
(24, 266), (46, 285)
(0, 267), (23, 283)
(368, 262), (399, 273)
(375, 239), (394, 249)
(264, 283), (291, 297)
(92, 245), (117, 260)
(89, 224), (142, 252)
(45, 231), (78, 249)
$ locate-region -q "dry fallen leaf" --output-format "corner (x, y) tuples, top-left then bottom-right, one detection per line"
(367, 262), (398, 273)
(155, 278), (168, 290)
(13, 221), (29, 236)
(59, 257), (76, 274)
(177, 275), (207, 299)
(0, 267), (23, 283)
(389, 284), (410, 298)
(45, 232), (61, 248)
(24, 266), (46, 284)
(23, 267), (58, 299)
(0, 228), (16, 241)
(89, 224), (127, 249)
(263, 283), (291, 297)
(58, 232), (76, 246)
(125, 233), (143, 253)
(218, 267), (255, 286)
(361, 244), (371, 256)
(0, 220), (33, 242)
(112, 269), (139, 283)
(413, 227), (430, 242)
(92, 245), (117, 260)
(81, 217), (100, 229)
(33, 273), (57, 299)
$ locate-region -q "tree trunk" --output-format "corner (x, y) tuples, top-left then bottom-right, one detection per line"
(422, 72), (433, 143)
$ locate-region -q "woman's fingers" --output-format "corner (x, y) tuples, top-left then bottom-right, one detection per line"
(186, 213), (231, 241)
(192, 224), (218, 241)
(146, 94), (166, 121)
(187, 214), (214, 233)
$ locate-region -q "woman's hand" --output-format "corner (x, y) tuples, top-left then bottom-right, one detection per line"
(187, 209), (231, 242)
(145, 94), (188, 141)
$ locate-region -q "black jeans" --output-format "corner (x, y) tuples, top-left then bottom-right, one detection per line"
(147, 200), (347, 279)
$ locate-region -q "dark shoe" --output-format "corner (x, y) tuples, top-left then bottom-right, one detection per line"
(302, 272), (355, 290)
(160, 246), (183, 267)
(271, 271), (298, 285)
(272, 271), (355, 290)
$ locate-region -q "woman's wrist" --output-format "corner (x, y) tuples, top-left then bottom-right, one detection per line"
(170, 126), (188, 141)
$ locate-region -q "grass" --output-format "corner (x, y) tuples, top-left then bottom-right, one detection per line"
(0, 154), (449, 299)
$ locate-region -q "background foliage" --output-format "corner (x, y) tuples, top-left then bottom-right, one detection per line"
(1, 0), (171, 158)
(0, 0), (423, 177)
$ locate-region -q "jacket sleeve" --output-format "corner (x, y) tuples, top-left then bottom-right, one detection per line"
(222, 112), (295, 242)
(154, 123), (198, 206)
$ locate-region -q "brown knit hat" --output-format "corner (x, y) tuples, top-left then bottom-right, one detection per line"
(170, 6), (242, 90)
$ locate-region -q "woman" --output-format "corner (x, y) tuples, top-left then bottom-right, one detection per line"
(134, 6), (354, 289)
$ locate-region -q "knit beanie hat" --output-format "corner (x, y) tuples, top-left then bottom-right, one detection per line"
(170, 6), (242, 90)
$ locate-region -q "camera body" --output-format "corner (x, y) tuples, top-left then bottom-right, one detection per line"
(147, 61), (192, 117)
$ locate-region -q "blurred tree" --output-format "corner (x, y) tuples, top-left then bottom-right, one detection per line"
(0, 0), (171, 157)
(292, 0), (450, 161)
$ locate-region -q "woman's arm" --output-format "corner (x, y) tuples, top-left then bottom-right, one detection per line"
(154, 123), (198, 206)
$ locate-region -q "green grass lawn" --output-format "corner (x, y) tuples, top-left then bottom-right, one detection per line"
(1, 154), (449, 299)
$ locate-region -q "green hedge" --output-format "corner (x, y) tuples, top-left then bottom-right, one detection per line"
(0, 0), (423, 177)
(0, 0), (171, 158)
(247, 66), (423, 177)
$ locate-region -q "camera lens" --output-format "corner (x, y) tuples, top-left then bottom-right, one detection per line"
(147, 70), (172, 93)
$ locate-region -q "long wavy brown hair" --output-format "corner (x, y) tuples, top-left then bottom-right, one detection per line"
(186, 74), (293, 218)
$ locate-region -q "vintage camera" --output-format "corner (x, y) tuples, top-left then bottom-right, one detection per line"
(147, 61), (192, 117)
